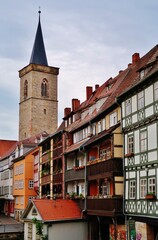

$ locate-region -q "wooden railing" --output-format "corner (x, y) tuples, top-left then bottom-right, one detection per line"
(41, 175), (51, 184)
(86, 196), (123, 216)
(65, 168), (85, 182)
(42, 151), (51, 163)
(53, 172), (62, 184)
(87, 158), (123, 177)
(53, 146), (63, 158)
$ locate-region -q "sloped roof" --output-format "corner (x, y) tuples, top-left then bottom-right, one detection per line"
(22, 199), (82, 222)
(29, 12), (48, 66)
(64, 138), (89, 154)
(0, 140), (17, 159)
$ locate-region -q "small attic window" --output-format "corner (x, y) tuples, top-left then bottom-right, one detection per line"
(32, 207), (37, 215)
(139, 66), (152, 80)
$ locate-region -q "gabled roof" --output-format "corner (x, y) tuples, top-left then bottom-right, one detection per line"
(29, 11), (48, 66)
(22, 199), (83, 222)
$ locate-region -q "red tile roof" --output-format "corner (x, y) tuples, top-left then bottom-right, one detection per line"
(0, 140), (17, 159)
(32, 199), (82, 221)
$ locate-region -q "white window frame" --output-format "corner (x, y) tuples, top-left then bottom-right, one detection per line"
(125, 98), (132, 116)
(138, 91), (144, 110)
(127, 135), (134, 153)
(110, 111), (117, 127)
(140, 130), (147, 152)
(148, 177), (156, 195)
(129, 180), (136, 199)
(140, 178), (147, 198)
(29, 180), (34, 189)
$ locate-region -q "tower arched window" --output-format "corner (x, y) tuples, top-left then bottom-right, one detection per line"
(41, 79), (48, 97)
(24, 80), (28, 99)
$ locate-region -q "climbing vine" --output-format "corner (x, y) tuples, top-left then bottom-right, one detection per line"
(32, 218), (48, 240)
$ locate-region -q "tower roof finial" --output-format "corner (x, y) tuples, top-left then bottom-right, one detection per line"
(29, 8), (48, 66)
(38, 6), (41, 15)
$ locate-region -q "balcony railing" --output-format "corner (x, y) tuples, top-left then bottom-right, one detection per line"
(41, 175), (51, 184)
(53, 172), (62, 184)
(53, 146), (63, 158)
(65, 168), (85, 182)
(42, 151), (51, 163)
(86, 196), (123, 216)
(87, 158), (123, 178)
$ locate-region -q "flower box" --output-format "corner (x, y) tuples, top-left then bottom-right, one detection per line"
(145, 194), (156, 200)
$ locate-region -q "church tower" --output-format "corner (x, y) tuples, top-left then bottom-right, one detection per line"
(19, 11), (59, 141)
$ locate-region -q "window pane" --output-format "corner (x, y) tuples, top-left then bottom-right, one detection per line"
(138, 91), (144, 110)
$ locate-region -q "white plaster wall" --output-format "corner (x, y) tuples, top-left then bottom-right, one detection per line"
(145, 106), (154, 118)
(48, 221), (88, 240)
(140, 170), (147, 177)
(132, 113), (137, 124)
(148, 123), (157, 150)
(132, 95), (137, 112)
(125, 181), (128, 199)
(129, 171), (136, 178)
(124, 134), (127, 155)
(145, 85), (153, 106)
(148, 151), (157, 162)
(134, 130), (139, 154)
(137, 171), (140, 199)
(148, 168), (155, 176)
(135, 155), (140, 165)
(122, 102), (125, 118)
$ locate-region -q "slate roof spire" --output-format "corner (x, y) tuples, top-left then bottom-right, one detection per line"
(29, 10), (48, 66)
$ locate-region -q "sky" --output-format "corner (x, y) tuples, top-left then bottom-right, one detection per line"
(1, 0), (158, 140)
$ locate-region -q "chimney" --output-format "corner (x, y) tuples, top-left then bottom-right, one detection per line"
(132, 53), (140, 65)
(128, 63), (132, 68)
(64, 107), (71, 118)
(72, 99), (80, 111)
(119, 70), (123, 74)
(95, 84), (99, 90)
(86, 86), (93, 100)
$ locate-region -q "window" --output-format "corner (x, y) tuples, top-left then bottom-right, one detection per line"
(148, 177), (156, 194)
(138, 91), (144, 110)
(127, 135), (134, 153)
(125, 98), (132, 116)
(41, 79), (48, 97)
(29, 180), (34, 189)
(129, 180), (136, 199)
(140, 130), (147, 152)
(140, 178), (147, 198)
(100, 180), (110, 196)
(20, 196), (24, 205)
(24, 80), (28, 99)
(110, 111), (117, 127)
(154, 81), (158, 101)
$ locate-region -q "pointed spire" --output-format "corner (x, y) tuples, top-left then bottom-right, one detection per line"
(29, 9), (48, 66)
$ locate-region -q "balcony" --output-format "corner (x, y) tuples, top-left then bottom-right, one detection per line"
(87, 158), (123, 180)
(42, 151), (51, 163)
(53, 146), (63, 158)
(41, 175), (51, 184)
(53, 172), (62, 184)
(65, 168), (85, 182)
(86, 196), (123, 216)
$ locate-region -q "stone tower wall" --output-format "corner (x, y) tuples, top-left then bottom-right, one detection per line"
(19, 64), (59, 140)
